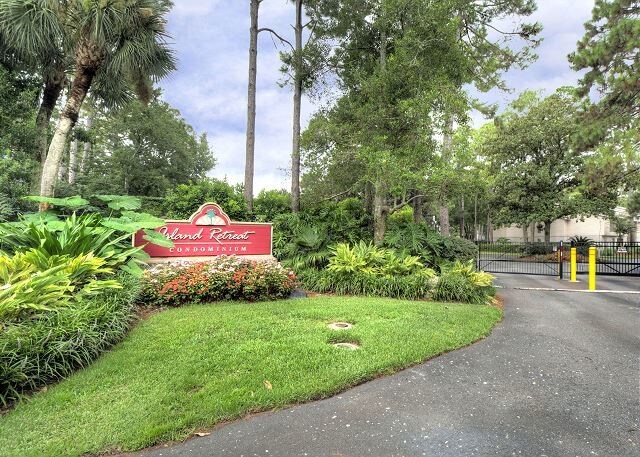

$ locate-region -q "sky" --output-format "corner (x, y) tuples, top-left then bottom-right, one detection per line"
(160, 0), (596, 193)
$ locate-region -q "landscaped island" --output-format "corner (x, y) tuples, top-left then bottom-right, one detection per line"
(0, 296), (501, 457)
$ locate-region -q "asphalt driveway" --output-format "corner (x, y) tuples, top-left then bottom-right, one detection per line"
(140, 275), (639, 457)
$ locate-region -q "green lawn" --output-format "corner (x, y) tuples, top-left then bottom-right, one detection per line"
(0, 297), (501, 456)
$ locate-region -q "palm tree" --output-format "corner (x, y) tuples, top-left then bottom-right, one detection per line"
(1, 0), (175, 209)
(0, 0), (69, 165)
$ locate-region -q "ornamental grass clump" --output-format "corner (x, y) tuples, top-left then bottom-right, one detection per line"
(0, 274), (138, 407)
(138, 256), (297, 307)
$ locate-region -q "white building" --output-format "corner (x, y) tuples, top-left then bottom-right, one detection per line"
(493, 207), (640, 242)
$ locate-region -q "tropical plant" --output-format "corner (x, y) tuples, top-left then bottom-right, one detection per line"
(0, 0), (176, 205)
(433, 261), (495, 305)
(280, 224), (332, 271)
(0, 251), (121, 321)
(327, 242), (434, 278)
(0, 195), (171, 275)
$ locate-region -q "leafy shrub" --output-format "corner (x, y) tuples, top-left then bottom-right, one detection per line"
(298, 269), (436, 300)
(138, 257), (297, 307)
(327, 242), (434, 277)
(0, 251), (121, 321)
(253, 189), (291, 221)
(162, 179), (248, 220)
(384, 223), (478, 269)
(306, 198), (372, 245)
(569, 236), (594, 256)
(0, 274), (138, 406)
(0, 195), (170, 275)
(432, 262), (495, 305)
(522, 242), (556, 256)
(277, 221), (333, 271)
(440, 237), (478, 262)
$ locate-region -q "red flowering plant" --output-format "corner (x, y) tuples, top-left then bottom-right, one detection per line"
(138, 256), (297, 307)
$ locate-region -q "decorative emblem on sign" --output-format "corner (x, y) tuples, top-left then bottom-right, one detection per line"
(133, 203), (273, 258)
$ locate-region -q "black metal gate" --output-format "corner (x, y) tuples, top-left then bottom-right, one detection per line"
(477, 241), (640, 277)
(574, 241), (640, 277)
(477, 242), (563, 277)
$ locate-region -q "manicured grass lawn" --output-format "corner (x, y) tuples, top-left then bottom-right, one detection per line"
(0, 297), (501, 456)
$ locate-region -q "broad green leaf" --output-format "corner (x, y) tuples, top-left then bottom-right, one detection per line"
(120, 211), (166, 229)
(24, 195), (89, 208)
(100, 220), (138, 232)
(142, 229), (174, 248)
(95, 195), (142, 211)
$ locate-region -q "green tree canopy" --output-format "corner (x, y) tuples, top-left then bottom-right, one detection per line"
(569, 0), (640, 146)
(74, 96), (214, 198)
(481, 89), (607, 241)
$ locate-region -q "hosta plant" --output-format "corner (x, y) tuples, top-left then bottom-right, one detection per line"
(0, 251), (121, 321)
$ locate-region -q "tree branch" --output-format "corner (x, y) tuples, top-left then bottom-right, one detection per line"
(258, 27), (294, 50)
(320, 187), (355, 202)
(387, 194), (426, 214)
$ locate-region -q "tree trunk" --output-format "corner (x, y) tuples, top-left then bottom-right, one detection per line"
(522, 225), (529, 243)
(439, 200), (450, 236)
(68, 139), (78, 184)
(244, 0), (260, 213)
(35, 70), (66, 164)
(459, 196), (465, 238)
(473, 195), (478, 241)
(412, 193), (424, 223)
(58, 158), (67, 182)
(544, 220), (552, 244)
(291, 0), (303, 213)
(487, 213), (493, 243)
(439, 116), (454, 236)
(373, 181), (387, 245)
(80, 115), (93, 173)
(39, 62), (96, 210)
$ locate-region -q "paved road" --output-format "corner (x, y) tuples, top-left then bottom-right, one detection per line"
(140, 276), (640, 457)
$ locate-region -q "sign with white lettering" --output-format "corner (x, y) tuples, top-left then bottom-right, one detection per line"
(133, 203), (272, 258)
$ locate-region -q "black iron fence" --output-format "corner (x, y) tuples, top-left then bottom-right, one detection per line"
(477, 242), (563, 277)
(477, 241), (640, 277)
(582, 241), (640, 277)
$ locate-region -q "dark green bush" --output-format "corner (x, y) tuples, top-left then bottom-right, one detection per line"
(522, 242), (556, 256)
(568, 236), (593, 256)
(253, 189), (291, 221)
(440, 237), (478, 262)
(384, 222), (478, 268)
(162, 178), (248, 220)
(0, 275), (138, 406)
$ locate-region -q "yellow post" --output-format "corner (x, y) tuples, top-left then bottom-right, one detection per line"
(588, 246), (596, 291)
(570, 247), (577, 282)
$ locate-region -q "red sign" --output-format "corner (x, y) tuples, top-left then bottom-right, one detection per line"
(133, 203), (272, 257)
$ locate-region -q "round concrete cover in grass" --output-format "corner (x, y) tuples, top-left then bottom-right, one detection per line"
(327, 322), (353, 330)
(332, 342), (360, 350)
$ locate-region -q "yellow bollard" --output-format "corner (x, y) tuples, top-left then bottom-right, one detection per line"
(570, 247), (577, 282)
(588, 246), (596, 291)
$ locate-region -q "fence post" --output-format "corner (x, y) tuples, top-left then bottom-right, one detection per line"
(588, 246), (597, 291)
(570, 247), (577, 282)
(558, 241), (564, 279)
